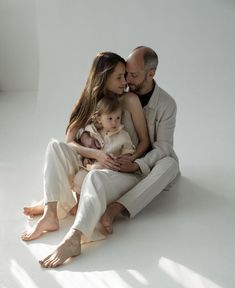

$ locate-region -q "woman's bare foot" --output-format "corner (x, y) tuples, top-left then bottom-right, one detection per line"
(39, 229), (82, 268)
(100, 202), (124, 234)
(24, 201), (78, 217)
(21, 204), (59, 241)
(23, 200), (44, 217)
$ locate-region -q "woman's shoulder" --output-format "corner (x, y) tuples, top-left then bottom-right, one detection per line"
(120, 92), (140, 107)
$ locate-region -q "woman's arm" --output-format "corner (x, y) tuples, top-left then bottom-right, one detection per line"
(66, 126), (120, 170)
(122, 93), (150, 161)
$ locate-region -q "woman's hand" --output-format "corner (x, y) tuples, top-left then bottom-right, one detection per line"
(95, 150), (120, 171)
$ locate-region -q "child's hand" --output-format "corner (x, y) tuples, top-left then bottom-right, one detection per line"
(80, 132), (101, 149)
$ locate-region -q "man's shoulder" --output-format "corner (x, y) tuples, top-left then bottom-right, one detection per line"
(150, 84), (176, 110)
(157, 85), (176, 108)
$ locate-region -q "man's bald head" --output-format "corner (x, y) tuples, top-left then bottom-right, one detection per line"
(127, 46), (158, 71)
(126, 46), (158, 95)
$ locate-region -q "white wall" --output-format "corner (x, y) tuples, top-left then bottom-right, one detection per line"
(35, 0), (235, 168)
(0, 0), (38, 91)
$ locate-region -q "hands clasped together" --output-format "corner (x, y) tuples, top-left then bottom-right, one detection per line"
(80, 132), (139, 173)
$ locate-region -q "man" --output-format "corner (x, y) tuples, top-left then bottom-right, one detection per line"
(39, 46), (179, 268)
(100, 46), (179, 232)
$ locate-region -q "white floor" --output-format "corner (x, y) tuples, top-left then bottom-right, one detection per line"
(0, 91), (234, 288)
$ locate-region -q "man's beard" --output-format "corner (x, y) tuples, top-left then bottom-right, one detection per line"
(129, 74), (147, 94)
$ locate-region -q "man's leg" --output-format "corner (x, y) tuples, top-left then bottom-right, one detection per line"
(118, 156), (179, 217)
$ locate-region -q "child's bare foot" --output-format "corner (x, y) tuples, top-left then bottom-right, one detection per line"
(39, 229), (81, 268)
(21, 211), (59, 241)
(23, 200), (44, 217)
(100, 202), (124, 234)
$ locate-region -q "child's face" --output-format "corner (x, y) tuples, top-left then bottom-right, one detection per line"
(99, 109), (122, 132)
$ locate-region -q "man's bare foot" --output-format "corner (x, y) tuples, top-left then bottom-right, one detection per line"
(23, 200), (44, 217)
(69, 203), (78, 216)
(100, 202), (124, 234)
(39, 229), (82, 268)
(21, 211), (59, 241)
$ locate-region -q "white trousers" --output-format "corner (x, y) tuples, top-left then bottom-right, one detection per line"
(43, 139), (141, 237)
(43, 139), (81, 218)
(72, 169), (142, 238)
(72, 156), (179, 238)
(118, 156), (179, 217)
(44, 139), (179, 239)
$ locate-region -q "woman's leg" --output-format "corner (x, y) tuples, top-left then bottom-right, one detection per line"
(21, 139), (82, 240)
(43, 140), (81, 216)
(23, 200), (79, 217)
(39, 229), (82, 268)
(39, 169), (141, 268)
(21, 202), (59, 241)
(23, 199), (44, 217)
(72, 169), (141, 239)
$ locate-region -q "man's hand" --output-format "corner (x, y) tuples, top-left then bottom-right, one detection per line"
(117, 158), (139, 173)
(80, 132), (101, 149)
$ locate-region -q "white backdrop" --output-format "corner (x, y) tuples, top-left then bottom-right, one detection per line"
(35, 0), (235, 169)
(0, 0), (38, 91)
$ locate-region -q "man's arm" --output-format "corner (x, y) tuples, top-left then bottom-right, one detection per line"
(135, 96), (177, 175)
(118, 95), (177, 175)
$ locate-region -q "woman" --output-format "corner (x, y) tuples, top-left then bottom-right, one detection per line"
(23, 52), (148, 218)
(21, 52), (149, 262)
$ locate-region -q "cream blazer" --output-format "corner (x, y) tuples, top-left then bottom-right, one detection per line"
(123, 82), (178, 176)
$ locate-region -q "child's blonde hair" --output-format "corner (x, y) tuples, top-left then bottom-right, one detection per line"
(91, 93), (123, 128)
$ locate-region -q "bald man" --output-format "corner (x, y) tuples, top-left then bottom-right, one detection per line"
(39, 46), (180, 268)
(100, 46), (179, 229)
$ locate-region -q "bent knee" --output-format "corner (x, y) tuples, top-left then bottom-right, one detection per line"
(85, 169), (106, 182)
(163, 156), (179, 179)
(47, 139), (67, 153)
(153, 156), (179, 179)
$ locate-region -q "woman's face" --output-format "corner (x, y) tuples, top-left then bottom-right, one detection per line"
(105, 62), (127, 95)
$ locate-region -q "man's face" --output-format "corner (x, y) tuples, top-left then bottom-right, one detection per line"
(126, 56), (147, 94)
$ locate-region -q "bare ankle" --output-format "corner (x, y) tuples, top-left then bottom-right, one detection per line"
(44, 202), (58, 218)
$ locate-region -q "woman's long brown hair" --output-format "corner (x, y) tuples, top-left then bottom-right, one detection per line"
(66, 52), (126, 136)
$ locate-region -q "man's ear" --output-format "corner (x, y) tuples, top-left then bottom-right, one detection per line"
(148, 68), (156, 78)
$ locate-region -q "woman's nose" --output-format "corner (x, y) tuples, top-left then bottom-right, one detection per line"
(125, 73), (131, 83)
(122, 77), (127, 85)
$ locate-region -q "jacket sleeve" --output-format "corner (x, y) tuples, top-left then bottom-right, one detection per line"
(135, 97), (177, 175)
